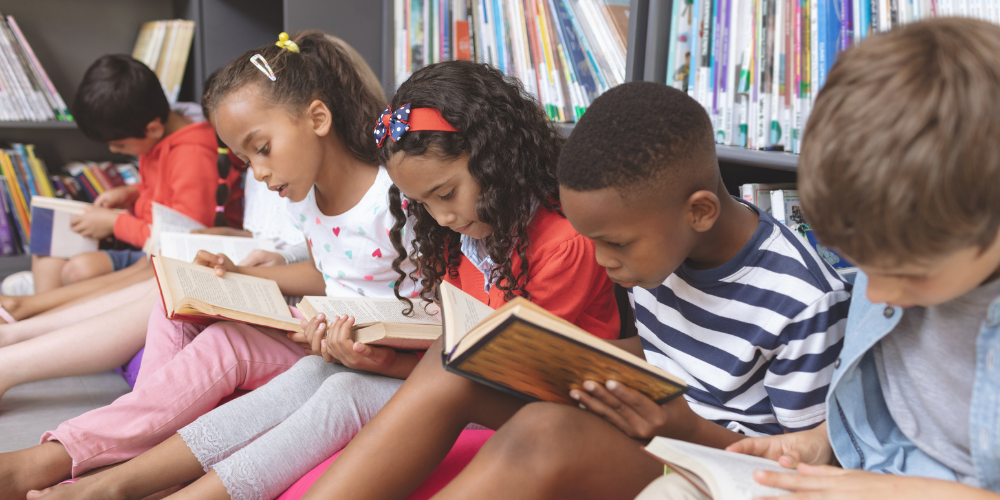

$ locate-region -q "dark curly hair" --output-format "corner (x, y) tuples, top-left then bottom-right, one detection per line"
(383, 61), (563, 310)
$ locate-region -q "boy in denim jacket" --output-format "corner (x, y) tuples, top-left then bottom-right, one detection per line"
(715, 17), (1000, 500)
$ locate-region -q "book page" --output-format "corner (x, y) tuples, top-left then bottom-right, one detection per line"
(158, 257), (290, 320)
(645, 437), (793, 500)
(159, 232), (276, 264)
(299, 296), (441, 326)
(152, 202), (206, 234)
(439, 281), (496, 353)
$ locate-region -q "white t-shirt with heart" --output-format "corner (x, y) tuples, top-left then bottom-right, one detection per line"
(287, 167), (417, 299)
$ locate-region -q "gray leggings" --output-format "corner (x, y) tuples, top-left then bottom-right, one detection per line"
(178, 356), (404, 500)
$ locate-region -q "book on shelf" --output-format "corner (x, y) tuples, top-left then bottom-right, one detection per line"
(395, 0), (628, 123)
(28, 197), (123, 259)
(438, 281), (688, 404)
(297, 296), (442, 350)
(643, 437), (793, 500)
(151, 256), (302, 332)
(158, 232), (277, 265)
(0, 14), (72, 122)
(669, 0), (995, 155)
(740, 182), (855, 273)
(132, 19), (195, 104)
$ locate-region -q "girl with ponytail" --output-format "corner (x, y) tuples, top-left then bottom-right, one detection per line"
(0, 32), (417, 500)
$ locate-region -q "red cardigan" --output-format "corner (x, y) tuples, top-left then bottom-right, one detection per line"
(443, 207), (619, 340)
(113, 121), (243, 248)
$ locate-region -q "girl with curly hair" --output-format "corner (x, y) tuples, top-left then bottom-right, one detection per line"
(288, 60), (620, 500)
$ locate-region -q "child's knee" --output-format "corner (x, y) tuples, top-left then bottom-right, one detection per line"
(488, 403), (582, 467)
(61, 253), (112, 284)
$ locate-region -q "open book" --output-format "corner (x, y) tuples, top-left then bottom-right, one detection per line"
(151, 256), (300, 332)
(296, 296), (441, 350)
(439, 282), (688, 404)
(643, 437), (794, 500)
(29, 197), (123, 258)
(142, 202), (206, 255)
(159, 232), (276, 264)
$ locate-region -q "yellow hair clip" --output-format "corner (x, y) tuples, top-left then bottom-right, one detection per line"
(276, 32), (300, 53)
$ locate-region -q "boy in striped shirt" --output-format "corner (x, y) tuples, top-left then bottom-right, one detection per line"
(429, 81), (851, 499)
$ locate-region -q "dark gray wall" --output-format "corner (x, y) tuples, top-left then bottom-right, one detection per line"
(178, 0), (284, 99)
(0, 0), (174, 105)
(284, 0), (386, 93)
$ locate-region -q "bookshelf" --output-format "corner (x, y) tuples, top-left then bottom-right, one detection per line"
(0, 0), (283, 168)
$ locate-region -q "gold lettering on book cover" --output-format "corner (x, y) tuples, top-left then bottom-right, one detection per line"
(455, 320), (683, 404)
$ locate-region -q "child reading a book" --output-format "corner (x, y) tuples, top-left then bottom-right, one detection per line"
(0, 32), (410, 498)
(29, 54), (241, 293)
(707, 18), (1000, 500)
(299, 81), (851, 500)
(25, 60), (622, 500)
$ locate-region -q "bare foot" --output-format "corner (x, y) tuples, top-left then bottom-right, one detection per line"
(0, 295), (21, 324)
(0, 443), (72, 500)
(22, 474), (179, 500)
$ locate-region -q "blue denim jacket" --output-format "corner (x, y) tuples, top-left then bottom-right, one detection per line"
(826, 272), (1000, 492)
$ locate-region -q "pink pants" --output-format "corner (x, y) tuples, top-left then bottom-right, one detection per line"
(41, 300), (306, 477)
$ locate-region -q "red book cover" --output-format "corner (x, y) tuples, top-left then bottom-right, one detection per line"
(455, 20), (472, 60)
(98, 162), (127, 188)
(88, 163), (113, 191)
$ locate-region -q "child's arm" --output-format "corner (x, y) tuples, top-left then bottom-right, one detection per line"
(571, 378), (747, 449)
(93, 185), (140, 209)
(754, 464), (1000, 500)
(194, 251), (326, 297)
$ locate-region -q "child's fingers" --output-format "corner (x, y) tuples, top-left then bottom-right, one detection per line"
(604, 380), (662, 419)
(321, 340), (334, 363)
(310, 320), (326, 353)
(570, 387), (633, 434)
(351, 342), (393, 365)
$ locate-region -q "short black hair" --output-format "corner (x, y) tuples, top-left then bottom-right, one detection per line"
(73, 55), (170, 142)
(558, 81), (717, 196)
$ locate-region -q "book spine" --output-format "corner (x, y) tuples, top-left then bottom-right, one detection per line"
(0, 152), (31, 241)
(24, 145), (54, 197)
(0, 178), (26, 253)
(6, 17), (70, 120)
(82, 165), (106, 194)
(0, 177), (16, 255)
(0, 17), (53, 121)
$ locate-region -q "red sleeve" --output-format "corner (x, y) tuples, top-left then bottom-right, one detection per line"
(113, 212), (152, 248)
(159, 143), (220, 228)
(521, 234), (620, 340)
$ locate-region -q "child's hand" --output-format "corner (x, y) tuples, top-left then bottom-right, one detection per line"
(322, 314), (401, 374)
(238, 250), (286, 268)
(193, 251), (237, 276)
(726, 423), (834, 469)
(290, 313), (327, 355)
(571, 379), (702, 440)
(93, 185), (138, 209)
(750, 464), (988, 500)
(70, 208), (119, 239)
(286, 314), (321, 355)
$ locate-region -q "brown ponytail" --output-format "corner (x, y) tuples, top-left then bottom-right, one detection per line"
(202, 31), (386, 165)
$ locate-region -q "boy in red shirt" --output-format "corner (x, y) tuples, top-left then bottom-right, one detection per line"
(31, 55), (240, 293)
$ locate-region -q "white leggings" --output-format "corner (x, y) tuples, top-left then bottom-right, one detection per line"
(178, 356), (404, 500)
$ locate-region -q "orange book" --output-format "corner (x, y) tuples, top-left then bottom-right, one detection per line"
(454, 20), (472, 60)
(0, 152), (31, 240)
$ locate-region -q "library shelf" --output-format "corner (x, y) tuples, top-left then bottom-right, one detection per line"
(0, 121), (77, 130)
(716, 145), (799, 171)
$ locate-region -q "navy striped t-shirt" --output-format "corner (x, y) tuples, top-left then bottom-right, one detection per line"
(631, 201), (851, 436)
